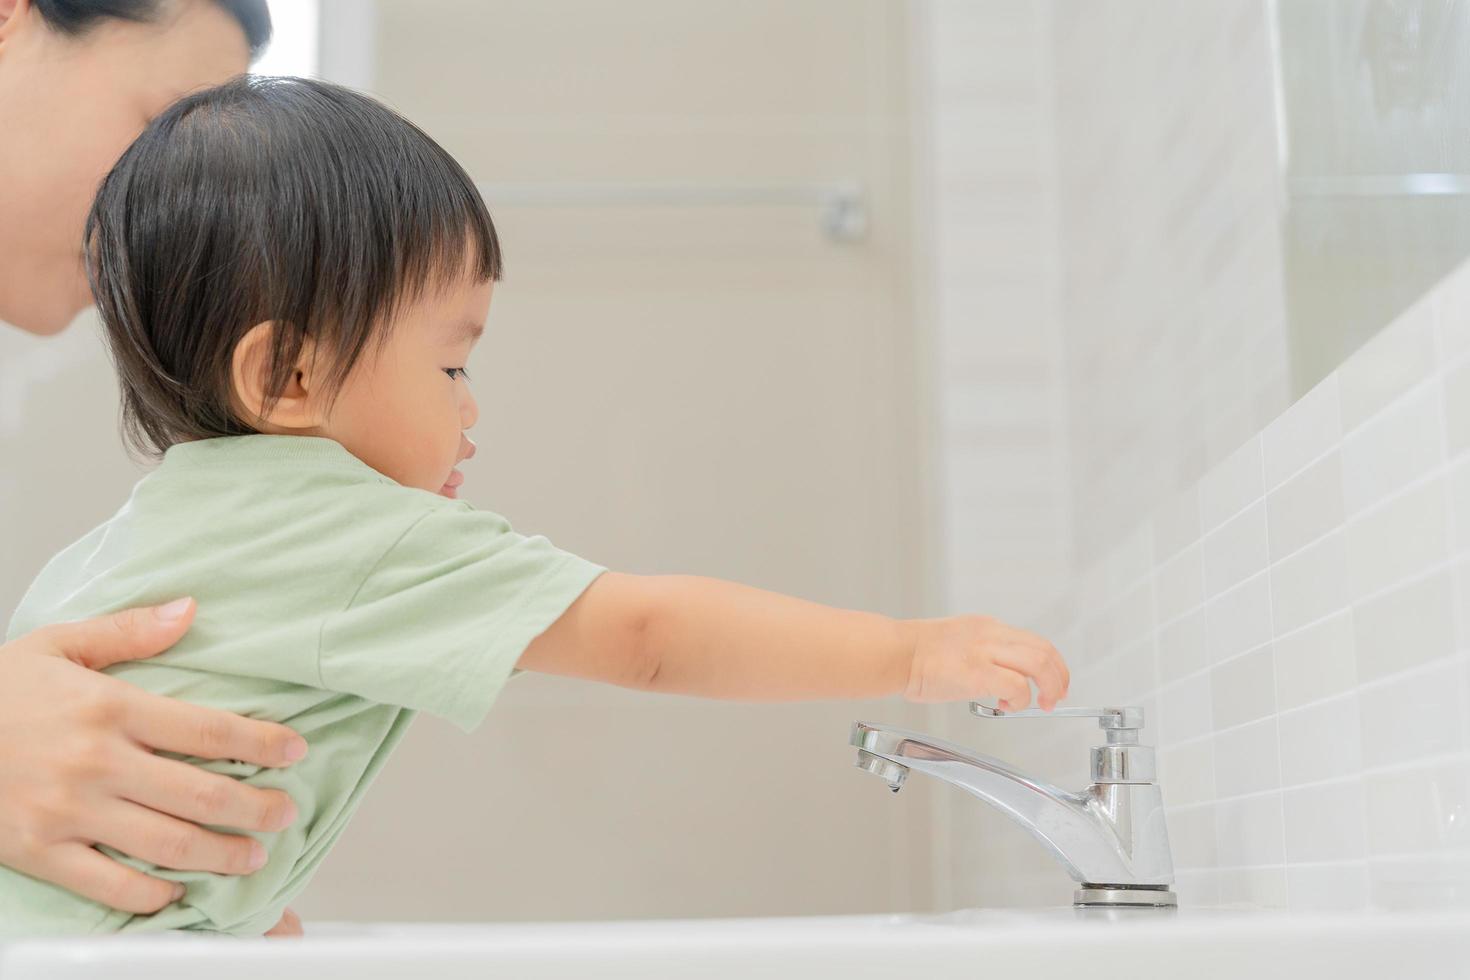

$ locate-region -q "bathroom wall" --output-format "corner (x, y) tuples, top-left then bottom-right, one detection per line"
(1053, 0), (1292, 567)
(917, 0), (1291, 624)
(920, 0), (1469, 913)
(944, 264), (1470, 911)
(0, 316), (147, 611)
(912, 0), (1071, 628)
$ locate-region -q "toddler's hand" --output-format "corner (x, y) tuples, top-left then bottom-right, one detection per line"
(264, 907), (303, 937)
(903, 616), (1069, 710)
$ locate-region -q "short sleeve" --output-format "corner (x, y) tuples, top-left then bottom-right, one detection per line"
(318, 504), (603, 731)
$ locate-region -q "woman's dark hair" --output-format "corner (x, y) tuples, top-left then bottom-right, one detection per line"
(86, 76), (502, 457)
(35, 0), (273, 58)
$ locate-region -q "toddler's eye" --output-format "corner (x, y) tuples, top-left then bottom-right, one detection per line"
(443, 367), (470, 381)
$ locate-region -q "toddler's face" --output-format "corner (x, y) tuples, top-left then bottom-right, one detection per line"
(319, 275), (492, 498)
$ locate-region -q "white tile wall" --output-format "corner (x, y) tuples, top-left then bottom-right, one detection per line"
(946, 261), (1470, 912)
(1052, 0), (1293, 567)
(918, 0), (1070, 625)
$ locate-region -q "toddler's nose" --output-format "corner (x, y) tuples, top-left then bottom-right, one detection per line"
(460, 388), (479, 429)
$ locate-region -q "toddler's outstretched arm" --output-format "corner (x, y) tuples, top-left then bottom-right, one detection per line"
(517, 574), (1069, 709)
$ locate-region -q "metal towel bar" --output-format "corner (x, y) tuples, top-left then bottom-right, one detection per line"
(475, 180), (867, 242)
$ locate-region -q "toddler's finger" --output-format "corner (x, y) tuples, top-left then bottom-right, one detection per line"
(994, 643), (1066, 710)
(265, 907), (304, 937)
(987, 665), (1031, 711)
(991, 624), (1071, 685)
(1038, 643), (1068, 709)
(1026, 635), (1071, 704)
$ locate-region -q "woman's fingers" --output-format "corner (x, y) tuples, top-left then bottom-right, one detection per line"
(91, 801), (268, 876)
(119, 686), (307, 769)
(0, 632), (300, 912)
(111, 751), (297, 835)
(265, 907), (304, 937)
(30, 598), (196, 670)
(39, 843), (184, 915)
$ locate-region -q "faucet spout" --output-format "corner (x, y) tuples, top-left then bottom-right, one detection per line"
(851, 721), (1174, 892)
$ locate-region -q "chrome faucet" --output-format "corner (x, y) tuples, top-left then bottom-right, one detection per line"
(851, 703), (1177, 908)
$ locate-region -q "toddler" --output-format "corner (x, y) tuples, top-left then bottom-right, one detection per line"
(3, 76), (1068, 935)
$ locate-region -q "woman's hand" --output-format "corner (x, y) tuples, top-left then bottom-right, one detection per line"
(0, 599), (308, 914)
(904, 615), (1070, 709)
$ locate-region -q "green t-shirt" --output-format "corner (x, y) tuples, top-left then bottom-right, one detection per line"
(2, 435), (603, 936)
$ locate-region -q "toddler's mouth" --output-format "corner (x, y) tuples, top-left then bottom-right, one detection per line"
(440, 469), (466, 499)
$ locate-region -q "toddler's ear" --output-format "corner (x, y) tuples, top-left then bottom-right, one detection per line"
(230, 321), (324, 433)
(0, 0), (30, 35)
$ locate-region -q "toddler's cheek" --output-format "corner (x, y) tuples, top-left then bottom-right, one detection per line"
(414, 441), (461, 494)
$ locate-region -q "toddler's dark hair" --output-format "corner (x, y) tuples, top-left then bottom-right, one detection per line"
(86, 75), (501, 457)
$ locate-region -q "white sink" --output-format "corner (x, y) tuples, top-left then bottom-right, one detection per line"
(2, 909), (1467, 979)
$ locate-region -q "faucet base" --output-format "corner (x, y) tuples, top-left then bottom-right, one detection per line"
(1074, 885), (1178, 909)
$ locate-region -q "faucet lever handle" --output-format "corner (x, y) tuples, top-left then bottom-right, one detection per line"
(970, 703), (1144, 731)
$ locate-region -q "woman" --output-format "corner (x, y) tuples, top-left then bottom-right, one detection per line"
(0, 0), (306, 934)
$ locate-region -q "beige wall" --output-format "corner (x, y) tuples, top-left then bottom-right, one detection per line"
(293, 0), (937, 922)
(0, 317), (146, 614)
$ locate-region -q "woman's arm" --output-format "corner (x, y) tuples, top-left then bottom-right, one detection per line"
(0, 599), (307, 914)
(518, 573), (1069, 709)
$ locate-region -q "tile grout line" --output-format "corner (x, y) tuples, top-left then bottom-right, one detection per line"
(1147, 552), (1467, 694)
(1196, 462), (1221, 885)
(1433, 315), (1470, 756)
(1093, 324), (1469, 615)
(1144, 396), (1468, 634)
(1178, 846), (1470, 875)
(1158, 651), (1467, 752)
(1259, 438), (1291, 899)
(1111, 451), (1460, 661)
(1162, 748), (1470, 813)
